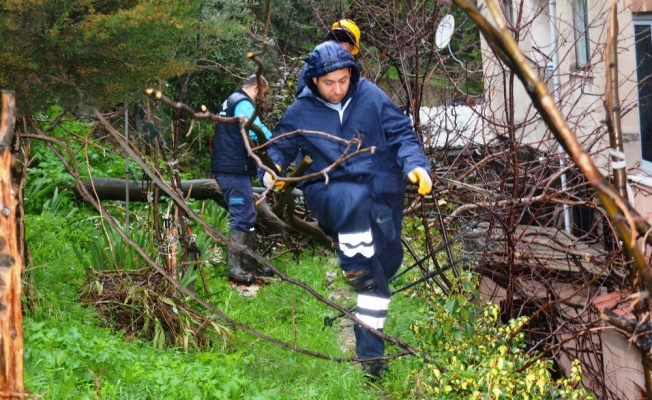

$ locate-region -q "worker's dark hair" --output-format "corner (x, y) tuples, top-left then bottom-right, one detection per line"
(243, 74), (268, 88)
(326, 29), (356, 47)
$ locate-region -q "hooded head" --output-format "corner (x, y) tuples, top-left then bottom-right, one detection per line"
(303, 41), (360, 102)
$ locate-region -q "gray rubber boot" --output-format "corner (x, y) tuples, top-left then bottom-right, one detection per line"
(242, 231), (273, 276)
(227, 231), (255, 284)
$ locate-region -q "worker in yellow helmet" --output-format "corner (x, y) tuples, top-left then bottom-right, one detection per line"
(328, 19), (360, 56)
(296, 19), (361, 96)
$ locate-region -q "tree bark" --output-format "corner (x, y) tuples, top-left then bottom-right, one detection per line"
(78, 178), (307, 237)
(0, 90), (24, 398)
(77, 178), (303, 203)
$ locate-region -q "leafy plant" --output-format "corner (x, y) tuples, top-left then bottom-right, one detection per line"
(25, 141), (76, 215)
(23, 315), (272, 399)
(195, 200), (230, 233)
(72, 221), (151, 271)
(24, 177), (75, 217)
(406, 272), (594, 399)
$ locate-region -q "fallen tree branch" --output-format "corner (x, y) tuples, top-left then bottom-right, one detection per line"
(71, 178), (303, 202)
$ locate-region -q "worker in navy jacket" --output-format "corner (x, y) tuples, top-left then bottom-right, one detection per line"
(265, 41), (432, 379)
(212, 74), (273, 285)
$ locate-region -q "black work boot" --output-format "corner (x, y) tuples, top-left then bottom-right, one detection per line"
(227, 231), (255, 285)
(242, 230), (273, 277)
(361, 361), (388, 381)
(343, 269), (377, 293)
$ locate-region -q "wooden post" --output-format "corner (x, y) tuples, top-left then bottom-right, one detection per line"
(0, 90), (24, 399)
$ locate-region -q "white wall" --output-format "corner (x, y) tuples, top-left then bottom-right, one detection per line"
(478, 0), (641, 171)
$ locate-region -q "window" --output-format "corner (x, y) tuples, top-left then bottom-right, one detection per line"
(502, 0), (513, 23)
(634, 17), (652, 172)
(572, 0), (590, 68)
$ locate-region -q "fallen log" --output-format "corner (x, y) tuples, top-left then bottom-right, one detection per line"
(76, 178), (305, 236)
(77, 178), (303, 202)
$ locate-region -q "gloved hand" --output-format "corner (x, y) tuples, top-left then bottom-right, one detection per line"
(407, 167), (432, 196)
(262, 165), (285, 191)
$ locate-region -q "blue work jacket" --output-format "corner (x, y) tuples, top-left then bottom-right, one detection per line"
(270, 78), (430, 195)
(211, 89), (257, 176)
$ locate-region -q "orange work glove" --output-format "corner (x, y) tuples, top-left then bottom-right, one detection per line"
(262, 165), (285, 191)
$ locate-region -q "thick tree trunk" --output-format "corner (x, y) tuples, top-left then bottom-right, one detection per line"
(78, 178), (308, 237)
(80, 178), (225, 203)
(77, 178), (303, 203)
(0, 91), (24, 398)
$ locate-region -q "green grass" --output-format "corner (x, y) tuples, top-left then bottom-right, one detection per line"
(25, 212), (412, 399)
(24, 204), (594, 399)
(24, 312), (278, 399)
(201, 252), (397, 399)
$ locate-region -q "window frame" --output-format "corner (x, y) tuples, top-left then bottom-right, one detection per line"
(572, 0), (591, 69)
(634, 15), (652, 173)
(502, 0), (513, 23)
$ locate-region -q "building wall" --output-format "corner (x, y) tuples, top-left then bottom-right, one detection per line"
(601, 329), (646, 400)
(478, 0), (642, 171)
(627, 0), (652, 12)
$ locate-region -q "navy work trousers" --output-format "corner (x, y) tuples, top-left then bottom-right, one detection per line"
(214, 173), (256, 232)
(303, 180), (405, 359)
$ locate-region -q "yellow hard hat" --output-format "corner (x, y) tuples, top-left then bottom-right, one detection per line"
(331, 19), (360, 55)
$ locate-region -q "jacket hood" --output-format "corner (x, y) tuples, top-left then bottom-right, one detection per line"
(303, 41), (360, 99)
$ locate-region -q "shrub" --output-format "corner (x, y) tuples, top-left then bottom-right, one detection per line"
(407, 272), (594, 399)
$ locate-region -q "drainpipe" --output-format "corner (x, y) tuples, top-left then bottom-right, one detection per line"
(548, 0), (572, 234)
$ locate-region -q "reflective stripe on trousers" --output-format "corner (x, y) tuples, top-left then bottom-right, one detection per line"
(355, 293), (390, 330)
(338, 228), (374, 258)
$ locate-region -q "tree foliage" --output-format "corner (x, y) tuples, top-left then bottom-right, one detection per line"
(0, 0), (246, 114)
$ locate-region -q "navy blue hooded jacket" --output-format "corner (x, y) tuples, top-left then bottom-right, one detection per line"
(295, 63), (309, 97)
(269, 41), (430, 196)
(211, 89), (257, 176)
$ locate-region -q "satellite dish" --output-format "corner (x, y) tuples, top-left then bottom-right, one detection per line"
(435, 14), (455, 50)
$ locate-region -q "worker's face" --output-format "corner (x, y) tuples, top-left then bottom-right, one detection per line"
(313, 68), (351, 104)
(255, 85), (269, 102)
